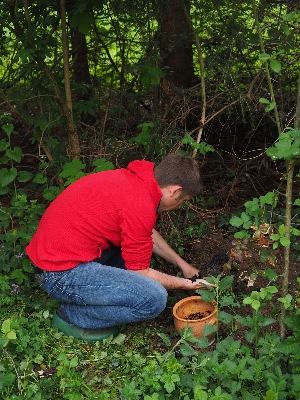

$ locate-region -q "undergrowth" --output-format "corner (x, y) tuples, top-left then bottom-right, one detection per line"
(2, 270), (300, 399)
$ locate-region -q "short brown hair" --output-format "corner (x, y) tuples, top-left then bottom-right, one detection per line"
(154, 154), (202, 197)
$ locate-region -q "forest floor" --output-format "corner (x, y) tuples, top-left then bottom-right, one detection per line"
(125, 151), (300, 353)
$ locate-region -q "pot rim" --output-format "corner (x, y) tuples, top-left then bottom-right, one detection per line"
(173, 295), (217, 323)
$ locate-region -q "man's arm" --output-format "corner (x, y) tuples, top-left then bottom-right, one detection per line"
(132, 228), (214, 289)
(151, 228), (201, 279)
(132, 267), (211, 290)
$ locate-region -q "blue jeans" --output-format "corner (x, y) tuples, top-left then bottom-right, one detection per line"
(34, 246), (168, 329)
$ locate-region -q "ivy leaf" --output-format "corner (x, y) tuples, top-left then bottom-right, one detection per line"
(270, 59), (282, 73)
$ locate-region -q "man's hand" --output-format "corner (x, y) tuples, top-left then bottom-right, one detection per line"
(190, 278), (215, 289)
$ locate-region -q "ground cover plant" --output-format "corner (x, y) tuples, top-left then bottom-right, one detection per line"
(1, 0), (300, 398)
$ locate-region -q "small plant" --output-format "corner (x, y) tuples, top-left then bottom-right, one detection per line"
(197, 274), (237, 342)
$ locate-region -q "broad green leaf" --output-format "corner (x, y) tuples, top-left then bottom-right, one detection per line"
(218, 311), (233, 324)
(93, 158), (114, 172)
(194, 385), (208, 400)
(59, 158), (86, 178)
(265, 102), (276, 112)
(243, 297), (260, 311)
(281, 23), (290, 35)
(259, 97), (270, 104)
(234, 230), (251, 239)
(0, 167), (17, 186)
(283, 12), (300, 22)
(0, 339), (9, 348)
(17, 171), (33, 182)
(203, 323), (217, 337)
(1, 319), (12, 335)
(23, 257), (33, 273)
(180, 342), (197, 357)
(111, 333), (126, 345)
(11, 268), (28, 284)
(270, 59), (281, 73)
(1, 372), (16, 388)
(2, 124), (13, 136)
(291, 227), (300, 236)
(6, 147), (22, 162)
(265, 286), (278, 293)
(69, 356), (79, 368)
(260, 191), (277, 206)
(33, 173), (47, 184)
(6, 330), (17, 340)
(280, 237), (290, 247)
(278, 224), (286, 235)
(43, 186), (62, 201)
(70, 11), (94, 34)
(196, 289), (215, 303)
(294, 199), (300, 206)
(229, 215), (243, 227)
(259, 53), (270, 62)
(157, 332), (171, 346)
(0, 186), (9, 195)
(259, 316), (275, 327)
(0, 139), (9, 151)
(219, 275), (234, 290)
(278, 294), (293, 309)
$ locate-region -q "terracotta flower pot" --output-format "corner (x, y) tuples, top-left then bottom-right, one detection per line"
(173, 296), (217, 343)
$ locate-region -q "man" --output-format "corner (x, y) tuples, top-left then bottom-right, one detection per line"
(26, 154), (212, 341)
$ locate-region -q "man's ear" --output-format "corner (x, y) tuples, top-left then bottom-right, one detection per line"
(169, 186), (183, 197)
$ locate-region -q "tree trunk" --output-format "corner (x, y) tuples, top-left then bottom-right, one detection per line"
(158, 0), (195, 88)
(70, 25), (93, 101)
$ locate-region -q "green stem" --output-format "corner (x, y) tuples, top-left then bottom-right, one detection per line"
(251, 0), (282, 136)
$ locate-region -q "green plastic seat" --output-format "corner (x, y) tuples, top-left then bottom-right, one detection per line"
(52, 312), (119, 342)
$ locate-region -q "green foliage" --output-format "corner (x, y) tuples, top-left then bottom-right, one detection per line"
(2, 261), (300, 399)
(138, 61), (163, 87)
(0, 118), (115, 284)
(181, 134), (215, 156)
(266, 128), (300, 161)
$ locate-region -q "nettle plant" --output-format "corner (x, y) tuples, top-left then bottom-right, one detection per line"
(116, 275), (300, 399)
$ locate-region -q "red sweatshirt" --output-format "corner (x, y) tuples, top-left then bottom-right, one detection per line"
(26, 160), (162, 271)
